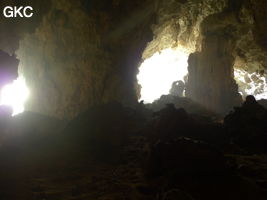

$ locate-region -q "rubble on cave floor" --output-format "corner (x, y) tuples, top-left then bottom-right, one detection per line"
(0, 101), (266, 199)
(224, 95), (267, 153)
(147, 94), (220, 122)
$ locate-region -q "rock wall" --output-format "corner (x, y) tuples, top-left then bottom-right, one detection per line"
(0, 0), (266, 118)
(186, 9), (244, 113)
(186, 0), (267, 114)
(141, 0), (239, 114)
(16, 0), (155, 119)
(142, 0), (227, 58)
(186, 32), (242, 114)
(139, 0), (267, 114)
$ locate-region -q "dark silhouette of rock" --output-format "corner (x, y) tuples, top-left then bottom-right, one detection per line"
(149, 94), (217, 118)
(135, 100), (153, 121)
(63, 102), (144, 161)
(243, 95), (258, 105)
(146, 137), (227, 179)
(258, 99), (267, 109)
(224, 95), (267, 153)
(169, 80), (185, 97)
(147, 104), (229, 148)
(149, 104), (193, 143)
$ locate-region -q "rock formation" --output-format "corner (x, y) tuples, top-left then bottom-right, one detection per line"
(186, 11), (243, 113)
(16, 0), (155, 119)
(0, 0), (265, 117)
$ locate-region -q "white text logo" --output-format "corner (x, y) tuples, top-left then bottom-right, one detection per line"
(3, 6), (33, 18)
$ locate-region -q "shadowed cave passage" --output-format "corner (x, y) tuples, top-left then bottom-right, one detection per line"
(0, 0), (266, 200)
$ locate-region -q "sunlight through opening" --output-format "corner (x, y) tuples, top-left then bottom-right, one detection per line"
(234, 68), (267, 100)
(0, 76), (29, 116)
(137, 47), (190, 103)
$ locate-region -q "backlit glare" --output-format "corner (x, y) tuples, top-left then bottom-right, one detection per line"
(137, 47), (189, 103)
(234, 69), (267, 100)
(0, 76), (29, 116)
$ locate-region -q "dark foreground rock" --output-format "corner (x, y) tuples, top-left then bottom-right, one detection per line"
(63, 102), (146, 161)
(148, 95), (217, 118)
(147, 104), (229, 148)
(147, 138), (227, 179)
(0, 102), (265, 199)
(224, 95), (267, 153)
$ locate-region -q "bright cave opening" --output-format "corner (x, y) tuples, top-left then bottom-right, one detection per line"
(137, 47), (190, 103)
(0, 76), (29, 116)
(234, 68), (267, 100)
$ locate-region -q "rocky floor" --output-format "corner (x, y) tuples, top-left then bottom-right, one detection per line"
(0, 131), (266, 200)
(0, 133), (150, 200)
(227, 154), (267, 191)
(0, 101), (266, 200)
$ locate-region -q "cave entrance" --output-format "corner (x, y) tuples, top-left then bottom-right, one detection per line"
(137, 47), (190, 103)
(234, 68), (267, 100)
(0, 76), (29, 116)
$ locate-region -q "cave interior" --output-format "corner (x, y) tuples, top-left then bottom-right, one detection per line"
(0, 0), (267, 199)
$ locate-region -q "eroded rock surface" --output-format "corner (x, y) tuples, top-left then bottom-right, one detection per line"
(0, 0), (265, 117)
(17, 0), (155, 119)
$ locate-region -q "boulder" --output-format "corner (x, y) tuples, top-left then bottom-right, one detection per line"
(146, 137), (227, 179)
